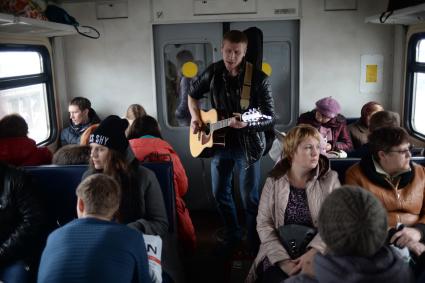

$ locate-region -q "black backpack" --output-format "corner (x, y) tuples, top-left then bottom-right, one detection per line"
(243, 27), (275, 156)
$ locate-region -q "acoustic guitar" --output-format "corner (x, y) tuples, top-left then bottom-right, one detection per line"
(189, 108), (271, 158)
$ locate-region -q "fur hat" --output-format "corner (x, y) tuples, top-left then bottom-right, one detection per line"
(315, 97), (341, 118)
(89, 115), (129, 154)
(318, 186), (388, 257)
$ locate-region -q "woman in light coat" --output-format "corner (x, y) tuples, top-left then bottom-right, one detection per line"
(246, 124), (341, 283)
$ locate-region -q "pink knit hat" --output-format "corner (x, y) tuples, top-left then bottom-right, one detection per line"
(315, 97), (341, 118)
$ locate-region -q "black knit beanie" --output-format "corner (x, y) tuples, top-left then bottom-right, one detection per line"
(89, 115), (129, 154)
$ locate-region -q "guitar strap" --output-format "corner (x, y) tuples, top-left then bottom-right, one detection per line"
(240, 61), (253, 111)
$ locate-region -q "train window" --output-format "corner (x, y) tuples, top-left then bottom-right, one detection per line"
(406, 33), (425, 138)
(163, 43), (213, 127)
(0, 44), (55, 144)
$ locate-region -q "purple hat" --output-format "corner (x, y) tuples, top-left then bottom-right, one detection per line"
(315, 97), (341, 118)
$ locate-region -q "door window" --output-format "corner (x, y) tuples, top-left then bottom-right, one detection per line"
(163, 43), (213, 127)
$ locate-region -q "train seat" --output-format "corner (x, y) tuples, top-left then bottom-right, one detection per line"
(24, 162), (177, 232)
(330, 156), (425, 184)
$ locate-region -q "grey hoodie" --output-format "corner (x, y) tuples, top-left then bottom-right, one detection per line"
(285, 247), (413, 283)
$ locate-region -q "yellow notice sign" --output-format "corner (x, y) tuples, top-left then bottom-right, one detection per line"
(366, 64), (378, 83)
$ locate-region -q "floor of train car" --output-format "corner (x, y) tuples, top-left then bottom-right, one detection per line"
(182, 210), (254, 283)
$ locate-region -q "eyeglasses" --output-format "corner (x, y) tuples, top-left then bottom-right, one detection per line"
(386, 145), (413, 155)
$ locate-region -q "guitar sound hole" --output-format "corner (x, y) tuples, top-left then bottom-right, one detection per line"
(203, 124), (210, 135)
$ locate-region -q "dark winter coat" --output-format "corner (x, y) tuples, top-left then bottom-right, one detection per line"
(297, 110), (353, 152)
(0, 162), (47, 268)
(60, 108), (101, 146)
(189, 60), (275, 165)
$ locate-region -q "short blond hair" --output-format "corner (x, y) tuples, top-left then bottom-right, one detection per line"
(76, 174), (121, 217)
(283, 124), (321, 162)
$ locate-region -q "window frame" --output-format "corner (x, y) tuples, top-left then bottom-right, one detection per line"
(405, 32), (425, 140)
(0, 43), (57, 145)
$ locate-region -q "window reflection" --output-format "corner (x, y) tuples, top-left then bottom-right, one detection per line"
(0, 84), (50, 143)
(413, 73), (425, 135)
(417, 39), (425, 63)
(164, 43), (213, 127)
(0, 51), (43, 78)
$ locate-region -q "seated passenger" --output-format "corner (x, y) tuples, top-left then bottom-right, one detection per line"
(286, 186), (413, 283)
(0, 114), (52, 166)
(346, 127), (425, 247)
(128, 115), (196, 250)
(84, 115), (168, 235)
(348, 101), (384, 149)
(37, 174), (150, 283)
(84, 116), (181, 281)
(0, 162), (47, 282)
(60, 97), (100, 146)
(347, 110), (400, 158)
(246, 125), (340, 283)
(125, 104), (146, 136)
(79, 123), (99, 145)
(297, 96), (353, 153)
(52, 144), (90, 165)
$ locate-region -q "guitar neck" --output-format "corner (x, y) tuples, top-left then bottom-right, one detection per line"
(211, 118), (233, 131)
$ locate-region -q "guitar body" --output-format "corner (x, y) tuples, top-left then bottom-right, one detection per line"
(189, 109), (225, 158)
(189, 108), (271, 158)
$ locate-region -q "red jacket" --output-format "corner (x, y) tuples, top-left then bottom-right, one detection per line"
(129, 137), (196, 250)
(0, 137), (52, 166)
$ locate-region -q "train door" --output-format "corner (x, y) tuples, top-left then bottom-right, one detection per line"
(153, 21), (299, 210)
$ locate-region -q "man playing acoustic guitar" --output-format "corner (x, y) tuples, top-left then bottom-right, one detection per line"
(188, 30), (275, 256)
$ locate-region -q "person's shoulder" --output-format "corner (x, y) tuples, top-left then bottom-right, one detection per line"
(253, 67), (268, 80)
(2, 163), (26, 181)
(412, 161), (425, 174)
(348, 119), (360, 130)
(299, 110), (313, 119)
(335, 114), (347, 123)
(137, 165), (158, 183)
(345, 161), (361, 174)
(47, 219), (80, 239)
(61, 126), (71, 136)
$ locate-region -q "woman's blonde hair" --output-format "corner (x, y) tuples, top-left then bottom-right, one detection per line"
(283, 124), (321, 163)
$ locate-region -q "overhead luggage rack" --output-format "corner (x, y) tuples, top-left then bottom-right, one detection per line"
(365, 3), (425, 25)
(0, 12), (90, 37)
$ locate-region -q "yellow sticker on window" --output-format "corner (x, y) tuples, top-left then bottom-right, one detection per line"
(182, 62), (198, 78)
(262, 62), (272, 76)
(366, 64), (378, 83)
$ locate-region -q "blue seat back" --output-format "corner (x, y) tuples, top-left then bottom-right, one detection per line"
(329, 156), (425, 184)
(24, 163), (177, 233)
(142, 161), (176, 233)
(346, 117), (358, 125)
(329, 158), (360, 184)
(24, 165), (87, 229)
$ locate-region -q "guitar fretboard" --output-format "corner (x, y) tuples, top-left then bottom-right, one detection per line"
(211, 118), (232, 131)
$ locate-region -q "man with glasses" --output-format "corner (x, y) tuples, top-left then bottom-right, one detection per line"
(346, 126), (425, 250)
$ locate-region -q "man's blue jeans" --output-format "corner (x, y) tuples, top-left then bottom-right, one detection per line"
(211, 147), (261, 249)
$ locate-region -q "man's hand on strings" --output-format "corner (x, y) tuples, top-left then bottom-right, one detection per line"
(191, 119), (203, 134)
(229, 113), (248, 129)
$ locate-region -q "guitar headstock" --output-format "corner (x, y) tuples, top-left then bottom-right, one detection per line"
(241, 108), (272, 125)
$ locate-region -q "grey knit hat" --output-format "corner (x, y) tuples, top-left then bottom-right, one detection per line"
(318, 186), (388, 257)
